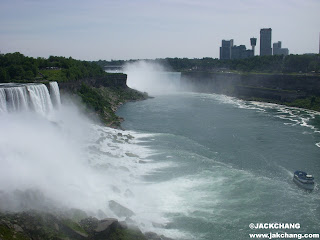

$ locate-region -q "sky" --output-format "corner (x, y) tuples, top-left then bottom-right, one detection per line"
(0, 0), (319, 60)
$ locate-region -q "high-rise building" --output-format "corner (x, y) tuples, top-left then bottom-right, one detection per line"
(220, 40), (234, 60)
(273, 41), (289, 56)
(260, 28), (272, 56)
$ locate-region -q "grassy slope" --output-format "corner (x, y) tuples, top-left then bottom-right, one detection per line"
(77, 84), (147, 128)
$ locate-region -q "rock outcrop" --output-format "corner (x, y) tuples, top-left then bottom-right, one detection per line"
(0, 211), (150, 240)
(58, 74), (128, 92)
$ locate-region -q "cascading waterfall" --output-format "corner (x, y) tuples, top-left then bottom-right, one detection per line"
(0, 88), (7, 113)
(4, 86), (29, 112)
(27, 84), (53, 116)
(0, 82), (60, 115)
(49, 81), (61, 108)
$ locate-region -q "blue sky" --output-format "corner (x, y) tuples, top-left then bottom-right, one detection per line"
(0, 0), (319, 60)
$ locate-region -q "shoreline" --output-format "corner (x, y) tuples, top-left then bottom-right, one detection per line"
(180, 71), (320, 113)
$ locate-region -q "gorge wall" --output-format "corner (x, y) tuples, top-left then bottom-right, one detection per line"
(57, 73), (147, 128)
(57, 73), (128, 91)
(181, 72), (320, 103)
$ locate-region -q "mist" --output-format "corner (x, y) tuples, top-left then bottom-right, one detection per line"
(0, 101), (96, 212)
(124, 61), (183, 96)
(0, 87), (172, 234)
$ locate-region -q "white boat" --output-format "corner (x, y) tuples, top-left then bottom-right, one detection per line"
(293, 170), (315, 191)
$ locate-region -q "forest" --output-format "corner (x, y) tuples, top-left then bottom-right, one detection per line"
(96, 54), (320, 74)
(0, 52), (105, 82)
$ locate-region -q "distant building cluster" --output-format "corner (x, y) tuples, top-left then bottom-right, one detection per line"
(273, 41), (289, 56)
(219, 28), (289, 60)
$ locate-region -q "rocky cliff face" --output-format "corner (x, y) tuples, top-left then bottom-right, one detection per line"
(58, 73), (128, 91)
(181, 72), (320, 104)
(56, 73), (147, 128)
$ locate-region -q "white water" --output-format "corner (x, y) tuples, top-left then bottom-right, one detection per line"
(27, 84), (53, 116)
(0, 82), (172, 236)
(4, 86), (29, 112)
(0, 88), (7, 113)
(0, 82), (60, 115)
(49, 81), (61, 108)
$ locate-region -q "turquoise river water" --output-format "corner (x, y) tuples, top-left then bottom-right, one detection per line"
(117, 92), (320, 240)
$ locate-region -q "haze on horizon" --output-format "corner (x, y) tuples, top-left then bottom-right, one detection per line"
(0, 0), (319, 61)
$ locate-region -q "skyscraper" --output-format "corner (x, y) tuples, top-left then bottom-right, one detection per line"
(220, 40), (233, 60)
(260, 28), (272, 56)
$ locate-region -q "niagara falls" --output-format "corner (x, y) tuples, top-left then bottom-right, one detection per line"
(1, 0), (320, 239)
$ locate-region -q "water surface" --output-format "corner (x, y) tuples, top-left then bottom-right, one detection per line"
(117, 92), (320, 240)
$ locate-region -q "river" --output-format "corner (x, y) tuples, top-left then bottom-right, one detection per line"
(117, 91), (320, 239)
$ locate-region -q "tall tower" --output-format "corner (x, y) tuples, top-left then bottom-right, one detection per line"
(250, 37), (257, 56)
(260, 28), (272, 56)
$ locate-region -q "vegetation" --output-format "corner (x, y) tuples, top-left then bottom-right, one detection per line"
(77, 83), (119, 126)
(77, 83), (147, 128)
(0, 52), (149, 127)
(0, 52), (105, 82)
(286, 96), (320, 112)
(96, 54), (320, 74)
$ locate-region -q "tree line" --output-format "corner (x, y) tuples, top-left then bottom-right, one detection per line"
(96, 54), (320, 73)
(1, 52), (319, 83)
(0, 52), (105, 82)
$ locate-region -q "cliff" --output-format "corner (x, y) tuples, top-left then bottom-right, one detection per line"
(57, 73), (147, 128)
(181, 72), (320, 111)
(58, 73), (128, 91)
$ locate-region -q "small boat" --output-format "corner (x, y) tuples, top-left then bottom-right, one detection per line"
(293, 170), (315, 191)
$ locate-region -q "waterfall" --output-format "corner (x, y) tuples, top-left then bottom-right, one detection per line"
(4, 86), (29, 112)
(0, 88), (7, 113)
(0, 82), (60, 115)
(49, 81), (61, 108)
(27, 84), (53, 116)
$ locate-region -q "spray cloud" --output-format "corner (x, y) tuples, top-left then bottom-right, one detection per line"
(124, 61), (183, 95)
(0, 83), (171, 234)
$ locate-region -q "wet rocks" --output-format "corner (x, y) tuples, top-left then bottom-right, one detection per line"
(0, 210), (173, 240)
(108, 200), (135, 218)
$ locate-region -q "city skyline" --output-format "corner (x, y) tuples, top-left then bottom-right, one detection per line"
(0, 0), (319, 61)
(219, 29), (291, 60)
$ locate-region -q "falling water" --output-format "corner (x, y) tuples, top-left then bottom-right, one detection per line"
(49, 81), (61, 108)
(0, 82), (56, 115)
(4, 86), (29, 112)
(0, 88), (7, 113)
(27, 84), (53, 116)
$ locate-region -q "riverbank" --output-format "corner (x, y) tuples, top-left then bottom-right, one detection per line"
(181, 71), (320, 112)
